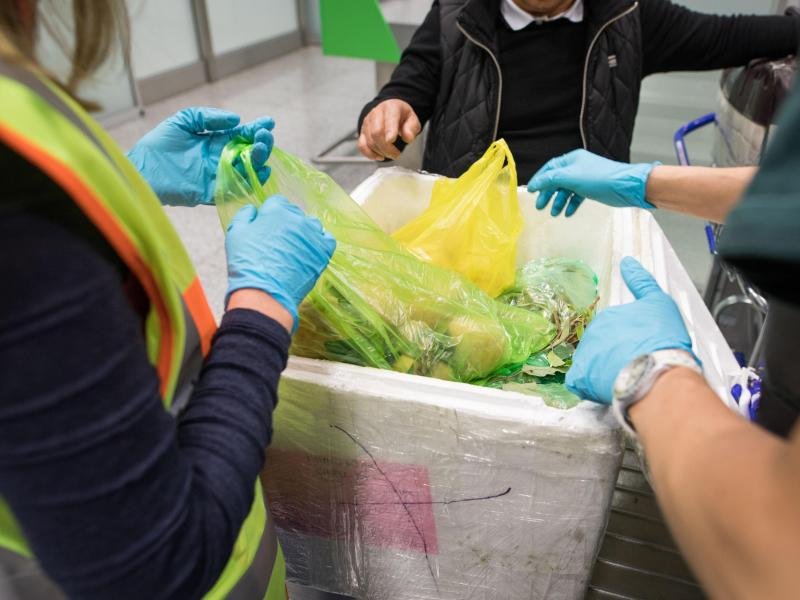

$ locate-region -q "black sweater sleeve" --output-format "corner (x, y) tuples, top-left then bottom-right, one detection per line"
(0, 188), (290, 598)
(358, 1), (442, 132)
(642, 0), (800, 76)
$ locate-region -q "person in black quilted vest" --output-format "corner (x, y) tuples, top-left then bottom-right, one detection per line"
(357, 0), (800, 181)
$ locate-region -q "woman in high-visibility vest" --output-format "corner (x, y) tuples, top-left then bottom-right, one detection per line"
(0, 2), (335, 599)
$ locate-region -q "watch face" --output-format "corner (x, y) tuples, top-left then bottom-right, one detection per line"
(614, 355), (653, 399)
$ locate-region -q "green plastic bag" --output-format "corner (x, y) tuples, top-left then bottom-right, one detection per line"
(479, 258), (600, 408)
(498, 258), (599, 347)
(214, 141), (556, 382)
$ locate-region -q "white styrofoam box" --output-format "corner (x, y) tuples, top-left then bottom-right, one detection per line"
(264, 169), (741, 600)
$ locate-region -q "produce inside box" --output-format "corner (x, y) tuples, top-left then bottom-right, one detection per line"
(215, 141), (598, 408)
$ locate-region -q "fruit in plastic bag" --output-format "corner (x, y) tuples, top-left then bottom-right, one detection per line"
(391, 140), (522, 297)
(448, 315), (509, 379)
(214, 140), (556, 383)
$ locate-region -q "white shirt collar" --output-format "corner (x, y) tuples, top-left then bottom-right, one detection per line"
(501, 0), (584, 31)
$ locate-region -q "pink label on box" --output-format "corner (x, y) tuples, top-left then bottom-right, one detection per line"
(264, 448), (439, 554)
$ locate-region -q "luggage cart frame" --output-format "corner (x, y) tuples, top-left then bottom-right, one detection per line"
(673, 114), (768, 369)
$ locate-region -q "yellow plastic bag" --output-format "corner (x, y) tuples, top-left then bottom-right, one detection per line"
(391, 140), (522, 297)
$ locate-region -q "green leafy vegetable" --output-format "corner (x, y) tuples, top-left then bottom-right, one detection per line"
(483, 259), (600, 409)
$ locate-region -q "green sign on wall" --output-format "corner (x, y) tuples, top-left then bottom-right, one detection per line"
(319, 0), (402, 63)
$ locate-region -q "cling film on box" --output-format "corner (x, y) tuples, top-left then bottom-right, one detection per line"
(215, 141), (560, 383)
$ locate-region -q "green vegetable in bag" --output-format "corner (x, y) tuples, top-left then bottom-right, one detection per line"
(214, 140), (556, 383)
(479, 258), (600, 408)
(498, 258), (599, 347)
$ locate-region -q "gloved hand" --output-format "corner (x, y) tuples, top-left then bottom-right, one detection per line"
(128, 107), (274, 206)
(566, 257), (697, 404)
(225, 196), (336, 331)
(527, 149), (657, 217)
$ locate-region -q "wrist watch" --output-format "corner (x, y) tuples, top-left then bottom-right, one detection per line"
(612, 349), (702, 437)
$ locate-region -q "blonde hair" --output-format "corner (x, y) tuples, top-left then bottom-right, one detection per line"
(0, 0), (129, 109)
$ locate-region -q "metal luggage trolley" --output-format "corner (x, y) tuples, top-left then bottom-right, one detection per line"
(676, 52), (797, 379)
(673, 114), (769, 372)
(678, 50), (799, 422)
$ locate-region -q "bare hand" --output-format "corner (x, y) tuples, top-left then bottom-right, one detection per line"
(358, 99), (422, 161)
(227, 289), (294, 334)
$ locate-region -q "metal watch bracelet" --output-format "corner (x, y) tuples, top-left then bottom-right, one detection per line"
(612, 349), (703, 438)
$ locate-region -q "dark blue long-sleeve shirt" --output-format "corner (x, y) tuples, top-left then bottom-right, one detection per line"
(0, 143), (290, 599)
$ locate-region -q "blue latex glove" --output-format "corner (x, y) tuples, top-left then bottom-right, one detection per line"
(225, 196), (336, 331)
(566, 257), (697, 404)
(527, 149), (657, 217)
(128, 107), (274, 206)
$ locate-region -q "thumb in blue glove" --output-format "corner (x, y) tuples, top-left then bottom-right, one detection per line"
(225, 196), (337, 332)
(128, 107), (275, 206)
(527, 149), (658, 218)
(565, 257), (697, 404)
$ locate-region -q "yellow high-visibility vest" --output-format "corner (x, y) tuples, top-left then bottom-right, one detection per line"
(0, 58), (286, 600)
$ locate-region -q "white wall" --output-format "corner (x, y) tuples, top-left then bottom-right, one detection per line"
(127, 0), (200, 79)
(205, 0), (298, 55)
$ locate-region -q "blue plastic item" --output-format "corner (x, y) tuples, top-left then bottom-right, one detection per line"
(730, 369), (762, 421)
(673, 112), (716, 167)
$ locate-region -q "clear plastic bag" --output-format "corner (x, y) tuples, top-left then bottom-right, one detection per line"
(479, 258), (600, 409)
(215, 141), (555, 382)
(391, 140), (522, 297)
(499, 258), (599, 347)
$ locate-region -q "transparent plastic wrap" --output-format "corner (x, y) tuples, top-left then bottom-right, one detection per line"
(264, 362), (623, 600)
(713, 56), (797, 167)
(215, 141), (555, 382)
(499, 258), (599, 348)
(477, 258), (600, 409)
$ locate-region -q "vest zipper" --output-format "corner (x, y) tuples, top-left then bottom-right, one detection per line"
(457, 22), (503, 141)
(579, 2), (639, 149)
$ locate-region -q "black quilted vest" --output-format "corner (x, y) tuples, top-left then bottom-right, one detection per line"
(423, 0), (642, 177)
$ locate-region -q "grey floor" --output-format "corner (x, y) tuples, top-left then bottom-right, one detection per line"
(109, 45), (719, 600)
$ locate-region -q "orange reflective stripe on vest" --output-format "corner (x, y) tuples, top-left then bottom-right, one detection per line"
(0, 120), (178, 390)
